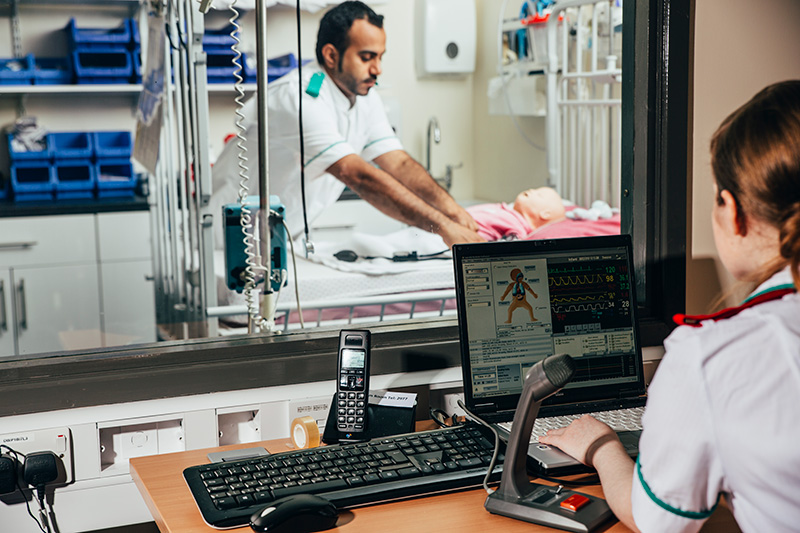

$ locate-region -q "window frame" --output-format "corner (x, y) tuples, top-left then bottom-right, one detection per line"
(0, 0), (691, 418)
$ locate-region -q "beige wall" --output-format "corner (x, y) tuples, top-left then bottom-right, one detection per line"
(688, 0), (800, 313)
(471, 0), (550, 203)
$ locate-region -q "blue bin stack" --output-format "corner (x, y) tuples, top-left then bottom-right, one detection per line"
(203, 24), (247, 84)
(94, 131), (135, 198)
(67, 18), (140, 84)
(51, 132), (95, 200)
(7, 134), (54, 201)
(6, 130), (135, 201)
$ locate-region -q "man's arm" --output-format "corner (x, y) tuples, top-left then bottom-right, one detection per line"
(327, 154), (483, 247)
(539, 416), (639, 532)
(373, 150), (479, 232)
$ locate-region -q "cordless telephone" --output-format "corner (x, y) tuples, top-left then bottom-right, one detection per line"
(335, 330), (371, 439)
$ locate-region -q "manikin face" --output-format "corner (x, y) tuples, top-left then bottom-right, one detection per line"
(513, 187), (566, 228)
(325, 19), (386, 103)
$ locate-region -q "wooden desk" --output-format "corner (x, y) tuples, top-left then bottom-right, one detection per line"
(130, 428), (740, 533)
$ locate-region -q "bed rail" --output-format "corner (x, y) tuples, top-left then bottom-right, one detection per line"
(207, 289), (457, 332)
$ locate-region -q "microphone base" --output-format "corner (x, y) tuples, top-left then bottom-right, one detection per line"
(484, 484), (613, 533)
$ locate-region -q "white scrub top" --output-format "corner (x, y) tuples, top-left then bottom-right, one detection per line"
(631, 267), (800, 533)
(211, 63), (403, 241)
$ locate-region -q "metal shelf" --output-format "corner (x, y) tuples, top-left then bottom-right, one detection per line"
(0, 84), (143, 95)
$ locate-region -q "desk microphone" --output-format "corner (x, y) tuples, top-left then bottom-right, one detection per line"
(485, 354), (614, 532)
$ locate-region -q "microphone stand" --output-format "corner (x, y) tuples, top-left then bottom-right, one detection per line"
(484, 355), (613, 533)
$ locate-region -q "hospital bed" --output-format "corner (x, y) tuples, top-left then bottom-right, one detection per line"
(211, 205), (621, 333)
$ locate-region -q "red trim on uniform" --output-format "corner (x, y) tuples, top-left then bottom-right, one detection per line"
(673, 288), (797, 327)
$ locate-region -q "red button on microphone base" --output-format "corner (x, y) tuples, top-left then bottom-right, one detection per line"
(560, 494), (590, 512)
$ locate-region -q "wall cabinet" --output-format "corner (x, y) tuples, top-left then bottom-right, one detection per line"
(0, 211), (154, 357)
(0, 269), (13, 356)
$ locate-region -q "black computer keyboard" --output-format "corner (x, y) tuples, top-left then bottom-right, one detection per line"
(183, 424), (502, 529)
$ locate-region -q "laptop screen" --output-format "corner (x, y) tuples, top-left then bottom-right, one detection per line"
(453, 235), (645, 416)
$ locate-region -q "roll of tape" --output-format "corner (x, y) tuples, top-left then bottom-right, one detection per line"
(291, 416), (320, 450)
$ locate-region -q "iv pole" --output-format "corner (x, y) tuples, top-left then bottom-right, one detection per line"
(254, 0), (276, 331)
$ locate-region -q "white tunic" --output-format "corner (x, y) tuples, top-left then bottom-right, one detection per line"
(631, 267), (800, 532)
(211, 63), (403, 241)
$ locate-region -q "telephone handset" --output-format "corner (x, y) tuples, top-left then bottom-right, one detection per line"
(336, 330), (371, 439)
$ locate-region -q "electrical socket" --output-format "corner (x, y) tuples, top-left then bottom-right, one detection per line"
(288, 396), (333, 432)
(0, 427), (73, 486)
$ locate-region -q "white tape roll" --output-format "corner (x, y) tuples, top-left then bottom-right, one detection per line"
(291, 416), (320, 449)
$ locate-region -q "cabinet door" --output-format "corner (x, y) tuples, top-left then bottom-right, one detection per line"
(0, 270), (15, 357)
(14, 264), (101, 355)
(101, 259), (156, 346)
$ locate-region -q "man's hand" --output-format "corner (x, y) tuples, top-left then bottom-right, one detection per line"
(438, 221), (485, 248)
(447, 205), (480, 233)
(539, 415), (622, 466)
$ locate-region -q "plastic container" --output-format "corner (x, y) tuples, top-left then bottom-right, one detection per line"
(0, 55), (33, 85)
(67, 18), (132, 49)
(50, 132), (93, 160)
(0, 175), (8, 200)
(244, 53), (308, 84)
(6, 133), (50, 162)
(202, 24), (237, 48)
(130, 18), (140, 50)
(93, 131), (133, 159)
(205, 48), (241, 83)
(96, 159), (135, 197)
(33, 56), (73, 85)
(131, 48), (141, 83)
(72, 47), (132, 83)
(10, 161), (55, 199)
(54, 159), (96, 196)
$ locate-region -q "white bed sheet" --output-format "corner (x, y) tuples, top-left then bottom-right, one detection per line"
(214, 248), (455, 312)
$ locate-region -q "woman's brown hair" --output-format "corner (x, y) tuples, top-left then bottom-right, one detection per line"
(710, 80), (800, 289)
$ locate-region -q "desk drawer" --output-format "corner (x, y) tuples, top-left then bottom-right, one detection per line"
(0, 215), (97, 267)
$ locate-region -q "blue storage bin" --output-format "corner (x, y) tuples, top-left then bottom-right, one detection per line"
(130, 18), (140, 50)
(96, 159), (135, 197)
(206, 48), (243, 83)
(54, 159), (96, 195)
(50, 132), (93, 160)
(0, 55), (33, 85)
(244, 54), (310, 84)
(10, 161), (55, 198)
(203, 24), (237, 48)
(72, 47), (132, 82)
(131, 48), (141, 83)
(7, 133), (50, 162)
(33, 57), (73, 85)
(0, 174), (8, 200)
(93, 131), (132, 159)
(67, 18), (132, 49)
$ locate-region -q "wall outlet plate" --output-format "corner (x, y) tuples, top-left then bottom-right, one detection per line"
(0, 427), (73, 486)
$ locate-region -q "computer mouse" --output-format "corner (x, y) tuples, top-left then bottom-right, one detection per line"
(250, 494), (338, 533)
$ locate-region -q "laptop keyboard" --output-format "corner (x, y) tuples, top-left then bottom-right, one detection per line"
(498, 406), (644, 443)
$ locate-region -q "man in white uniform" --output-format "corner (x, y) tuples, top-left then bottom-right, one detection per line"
(211, 1), (482, 247)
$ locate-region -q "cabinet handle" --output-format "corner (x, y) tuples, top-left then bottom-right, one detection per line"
(17, 279), (27, 331)
(0, 241), (37, 251)
(0, 280), (6, 332)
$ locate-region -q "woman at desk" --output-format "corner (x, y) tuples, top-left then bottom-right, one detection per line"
(540, 80), (800, 532)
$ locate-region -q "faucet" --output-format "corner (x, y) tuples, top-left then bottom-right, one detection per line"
(426, 116), (441, 174)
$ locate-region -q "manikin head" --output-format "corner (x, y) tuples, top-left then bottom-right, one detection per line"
(513, 187), (567, 230)
(316, 1), (386, 105)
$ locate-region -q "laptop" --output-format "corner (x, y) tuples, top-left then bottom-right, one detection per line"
(452, 234), (646, 475)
